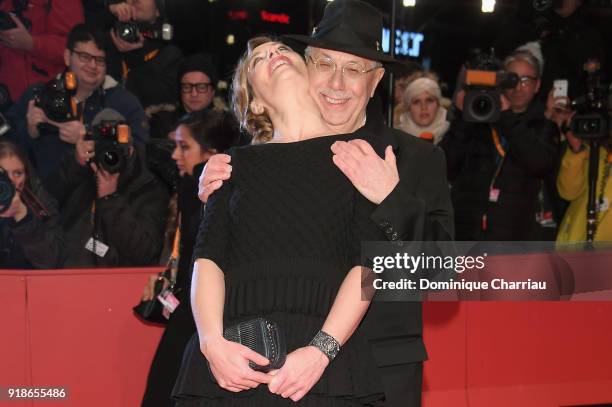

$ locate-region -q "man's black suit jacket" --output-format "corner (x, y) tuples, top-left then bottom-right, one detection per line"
(359, 112), (454, 368)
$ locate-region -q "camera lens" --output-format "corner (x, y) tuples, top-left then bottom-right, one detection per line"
(103, 150), (120, 167)
(0, 172), (15, 213)
(472, 95), (494, 118)
(576, 119), (600, 134)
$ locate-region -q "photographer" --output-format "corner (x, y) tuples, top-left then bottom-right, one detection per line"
(0, 141), (63, 269)
(0, 0), (84, 103)
(106, 0), (182, 122)
(47, 116), (169, 268)
(5, 23), (149, 187)
(440, 49), (559, 241)
(549, 69), (612, 243)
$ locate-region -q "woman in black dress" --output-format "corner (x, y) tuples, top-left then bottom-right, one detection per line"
(173, 37), (386, 406)
(141, 110), (239, 406)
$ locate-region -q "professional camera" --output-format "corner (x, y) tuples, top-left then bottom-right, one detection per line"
(569, 60), (610, 140)
(87, 121), (131, 174)
(462, 49), (519, 123)
(0, 166), (15, 214)
(34, 72), (78, 123)
(114, 20), (173, 43)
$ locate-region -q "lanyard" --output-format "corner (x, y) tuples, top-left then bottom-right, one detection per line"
(122, 49), (160, 80)
(491, 127), (506, 158)
(482, 127), (508, 232)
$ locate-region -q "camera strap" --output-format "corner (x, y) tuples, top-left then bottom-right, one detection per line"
(166, 213), (181, 284)
(86, 200), (108, 261)
(121, 49), (160, 81)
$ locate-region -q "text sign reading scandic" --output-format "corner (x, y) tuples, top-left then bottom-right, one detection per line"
(227, 10), (290, 25)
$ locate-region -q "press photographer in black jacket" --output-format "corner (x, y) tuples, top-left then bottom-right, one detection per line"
(106, 0), (182, 120)
(47, 110), (169, 267)
(440, 48), (559, 241)
(0, 141), (63, 269)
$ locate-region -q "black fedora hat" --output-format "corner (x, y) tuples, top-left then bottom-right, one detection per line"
(283, 0), (397, 65)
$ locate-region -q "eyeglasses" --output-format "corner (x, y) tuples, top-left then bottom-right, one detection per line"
(307, 55), (381, 80)
(180, 82), (213, 94)
(517, 75), (538, 88)
(70, 49), (106, 66)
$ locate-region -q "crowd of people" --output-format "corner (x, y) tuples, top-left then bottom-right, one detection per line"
(0, 0), (610, 405)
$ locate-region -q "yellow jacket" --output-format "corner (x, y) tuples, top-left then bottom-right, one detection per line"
(557, 146), (612, 243)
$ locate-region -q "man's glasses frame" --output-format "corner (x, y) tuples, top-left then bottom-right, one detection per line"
(70, 49), (106, 66)
(307, 55), (381, 80)
(516, 75), (538, 88)
(180, 82), (214, 94)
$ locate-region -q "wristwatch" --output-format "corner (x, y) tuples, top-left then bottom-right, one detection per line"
(309, 330), (340, 361)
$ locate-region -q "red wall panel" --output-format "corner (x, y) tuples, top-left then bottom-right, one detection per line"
(3, 263), (612, 407)
(0, 275), (29, 394)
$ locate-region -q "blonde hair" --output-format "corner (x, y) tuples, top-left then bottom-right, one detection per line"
(231, 36), (275, 144)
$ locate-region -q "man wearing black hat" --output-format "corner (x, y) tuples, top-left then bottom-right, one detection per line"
(199, 0), (453, 405)
(148, 53), (223, 139)
(177, 54), (220, 115)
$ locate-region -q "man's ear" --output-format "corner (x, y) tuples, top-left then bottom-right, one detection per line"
(369, 67), (385, 98)
(63, 49), (71, 67)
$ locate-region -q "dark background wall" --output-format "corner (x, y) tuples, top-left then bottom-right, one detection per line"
(165, 0), (612, 96)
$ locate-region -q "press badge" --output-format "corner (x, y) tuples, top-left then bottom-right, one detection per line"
(158, 289), (180, 319)
(489, 188), (500, 203)
(85, 237), (109, 257)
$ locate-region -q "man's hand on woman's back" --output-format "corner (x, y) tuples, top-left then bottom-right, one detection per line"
(198, 153), (232, 203)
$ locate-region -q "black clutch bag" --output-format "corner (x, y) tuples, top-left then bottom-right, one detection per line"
(133, 270), (171, 324)
(209, 318), (286, 379)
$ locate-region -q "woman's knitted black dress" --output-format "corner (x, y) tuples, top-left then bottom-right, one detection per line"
(173, 131), (385, 406)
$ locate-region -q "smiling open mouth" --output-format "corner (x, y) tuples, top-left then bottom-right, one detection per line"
(269, 56), (291, 74)
(323, 95), (349, 105)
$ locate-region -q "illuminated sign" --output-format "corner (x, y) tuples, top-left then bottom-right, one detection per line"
(382, 28), (424, 58)
(228, 10), (248, 20)
(260, 11), (290, 24)
(227, 10), (291, 25)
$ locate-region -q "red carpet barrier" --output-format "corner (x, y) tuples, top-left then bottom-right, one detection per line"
(1, 268), (165, 407)
(2, 258), (612, 406)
